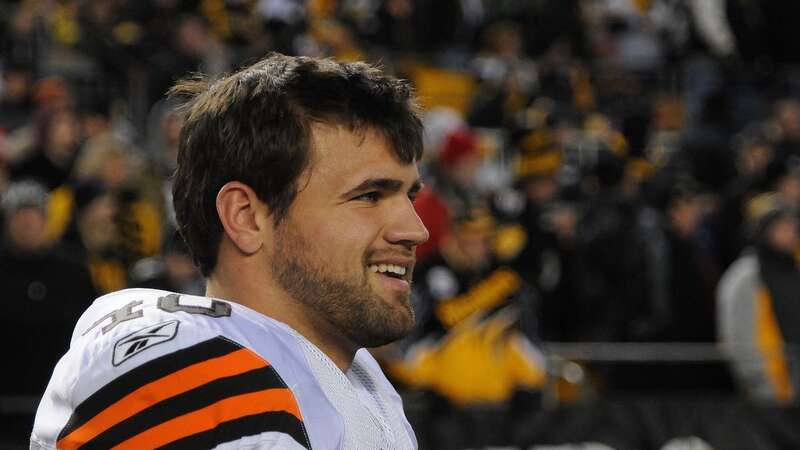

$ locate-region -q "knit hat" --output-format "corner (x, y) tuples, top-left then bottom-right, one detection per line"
(438, 130), (480, 167)
(1, 179), (47, 216)
(511, 127), (563, 180)
(746, 192), (796, 242)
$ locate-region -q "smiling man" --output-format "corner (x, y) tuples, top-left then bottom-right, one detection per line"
(31, 54), (428, 449)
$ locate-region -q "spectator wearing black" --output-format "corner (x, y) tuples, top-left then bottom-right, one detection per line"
(0, 65), (34, 132)
(714, 128), (775, 268)
(572, 149), (650, 342)
(493, 126), (578, 341)
(0, 180), (95, 437)
(391, 207), (545, 450)
(756, 202), (800, 348)
(607, 174), (734, 393)
(767, 158), (800, 212)
(467, 20), (538, 128)
(650, 178), (720, 343)
(146, 14), (230, 108)
(0, 3), (42, 76)
(10, 108), (83, 190)
(770, 99), (800, 166)
(370, 0), (423, 54)
(678, 88), (738, 193)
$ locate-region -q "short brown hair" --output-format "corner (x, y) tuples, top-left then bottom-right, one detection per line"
(170, 53), (423, 276)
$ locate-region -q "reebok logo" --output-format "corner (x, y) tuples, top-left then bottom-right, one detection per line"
(112, 320), (180, 366)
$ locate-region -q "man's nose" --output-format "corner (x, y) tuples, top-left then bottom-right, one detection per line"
(385, 199), (430, 247)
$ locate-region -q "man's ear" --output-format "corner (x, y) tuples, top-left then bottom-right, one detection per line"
(216, 181), (269, 255)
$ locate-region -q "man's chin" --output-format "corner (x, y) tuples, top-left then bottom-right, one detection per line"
(355, 306), (415, 348)
(389, 292), (416, 330)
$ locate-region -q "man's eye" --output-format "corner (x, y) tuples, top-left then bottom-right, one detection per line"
(354, 192), (380, 202)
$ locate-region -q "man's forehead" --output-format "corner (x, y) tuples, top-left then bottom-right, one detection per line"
(313, 159), (422, 191)
(307, 123), (418, 177)
(309, 122), (386, 153)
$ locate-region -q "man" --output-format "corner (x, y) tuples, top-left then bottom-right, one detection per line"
(413, 128), (483, 262)
(388, 207), (545, 449)
(718, 193), (800, 405)
(31, 54), (428, 449)
(0, 180), (95, 442)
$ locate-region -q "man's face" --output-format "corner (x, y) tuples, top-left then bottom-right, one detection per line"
(78, 194), (117, 252)
(270, 124), (429, 349)
(6, 206), (46, 252)
(669, 196), (702, 238)
(525, 176), (557, 204)
(452, 227), (492, 269)
(767, 215), (799, 256)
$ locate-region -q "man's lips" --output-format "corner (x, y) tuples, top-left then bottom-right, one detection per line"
(369, 269), (412, 293)
(366, 258), (415, 283)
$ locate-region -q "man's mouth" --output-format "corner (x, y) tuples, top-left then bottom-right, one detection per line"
(367, 264), (407, 279)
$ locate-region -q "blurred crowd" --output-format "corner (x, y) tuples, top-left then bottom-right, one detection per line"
(3, 0), (800, 447)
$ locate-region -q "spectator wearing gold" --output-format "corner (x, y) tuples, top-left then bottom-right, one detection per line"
(492, 124), (577, 341)
(56, 180), (126, 294)
(387, 207), (546, 449)
(718, 193), (800, 405)
(45, 132), (163, 262)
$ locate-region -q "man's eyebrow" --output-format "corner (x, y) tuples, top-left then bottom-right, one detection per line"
(341, 177), (423, 198)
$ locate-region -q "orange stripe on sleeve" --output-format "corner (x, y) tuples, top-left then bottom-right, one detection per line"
(58, 348), (268, 450)
(111, 388), (302, 450)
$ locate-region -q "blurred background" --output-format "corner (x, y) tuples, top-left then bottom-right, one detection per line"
(2, 0), (800, 448)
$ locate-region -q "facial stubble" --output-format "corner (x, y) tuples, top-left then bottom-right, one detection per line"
(271, 220), (415, 349)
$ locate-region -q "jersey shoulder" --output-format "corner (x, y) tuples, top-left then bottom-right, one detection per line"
(32, 288), (312, 450)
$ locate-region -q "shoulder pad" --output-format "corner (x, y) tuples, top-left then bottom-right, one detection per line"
(32, 289), (312, 450)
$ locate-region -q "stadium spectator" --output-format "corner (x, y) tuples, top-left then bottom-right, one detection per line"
(73, 132), (163, 258)
(369, 0), (422, 54)
(414, 128), (483, 262)
(572, 149), (650, 342)
(0, 180), (95, 439)
(770, 98), (800, 165)
(678, 88), (738, 192)
(0, 64), (34, 132)
(753, 200), (800, 367)
(10, 108), (82, 190)
(0, 1), (43, 74)
(492, 125), (578, 341)
(714, 128), (776, 267)
(718, 194), (800, 406)
(390, 206), (545, 450)
(614, 175), (734, 393)
(467, 20), (538, 128)
(58, 179), (126, 294)
(650, 177), (719, 343)
(146, 14), (230, 107)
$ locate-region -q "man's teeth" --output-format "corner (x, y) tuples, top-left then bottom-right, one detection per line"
(368, 264), (407, 276)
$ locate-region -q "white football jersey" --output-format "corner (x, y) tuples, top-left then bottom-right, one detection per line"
(31, 288), (417, 450)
